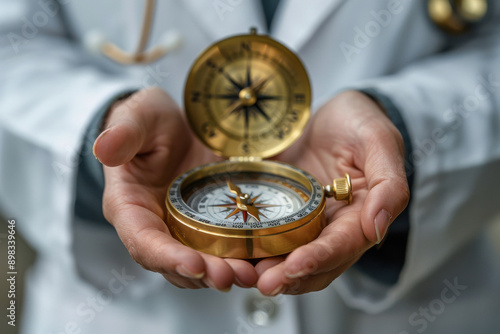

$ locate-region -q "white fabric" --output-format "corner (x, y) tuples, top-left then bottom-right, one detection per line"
(1, 0), (500, 333)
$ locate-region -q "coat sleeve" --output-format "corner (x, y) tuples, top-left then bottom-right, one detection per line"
(340, 10), (500, 312)
(0, 0), (137, 249)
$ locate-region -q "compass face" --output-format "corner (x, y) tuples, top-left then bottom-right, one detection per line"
(182, 172), (310, 229)
(184, 32), (311, 158)
(167, 161), (326, 232)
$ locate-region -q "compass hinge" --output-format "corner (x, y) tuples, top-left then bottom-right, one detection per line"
(229, 156), (263, 162)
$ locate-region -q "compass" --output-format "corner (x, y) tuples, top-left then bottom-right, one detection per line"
(165, 29), (352, 259)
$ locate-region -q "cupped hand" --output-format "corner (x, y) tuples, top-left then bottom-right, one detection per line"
(93, 87), (258, 291)
(256, 90), (410, 296)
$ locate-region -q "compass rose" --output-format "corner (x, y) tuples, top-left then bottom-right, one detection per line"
(209, 181), (281, 222)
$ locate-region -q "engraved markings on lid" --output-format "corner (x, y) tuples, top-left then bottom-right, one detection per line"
(184, 29), (311, 159)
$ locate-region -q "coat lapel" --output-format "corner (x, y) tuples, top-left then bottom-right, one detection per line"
(272, 0), (345, 51)
(181, 0), (267, 41)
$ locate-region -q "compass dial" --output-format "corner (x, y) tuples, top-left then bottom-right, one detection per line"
(182, 172), (310, 229)
(184, 32), (311, 158)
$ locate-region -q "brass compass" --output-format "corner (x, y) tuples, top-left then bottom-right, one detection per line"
(165, 29), (352, 259)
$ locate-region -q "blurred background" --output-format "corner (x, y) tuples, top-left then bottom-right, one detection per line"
(1, 214), (500, 334)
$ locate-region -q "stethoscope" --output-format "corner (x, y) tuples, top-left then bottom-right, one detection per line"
(85, 0), (181, 65)
(86, 0), (489, 65)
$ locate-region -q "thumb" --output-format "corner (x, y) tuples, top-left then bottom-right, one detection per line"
(359, 124), (410, 245)
(361, 176), (409, 245)
(93, 87), (180, 167)
(93, 120), (145, 167)
(93, 102), (147, 167)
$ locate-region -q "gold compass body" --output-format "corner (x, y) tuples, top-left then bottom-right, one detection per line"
(165, 30), (351, 259)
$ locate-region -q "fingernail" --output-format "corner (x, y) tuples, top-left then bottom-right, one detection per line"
(234, 276), (251, 288)
(197, 278), (211, 289)
(285, 269), (307, 279)
(176, 265), (205, 279)
(220, 286), (232, 293)
(267, 285), (285, 297)
(93, 127), (113, 159)
(375, 209), (391, 244)
(203, 277), (231, 293)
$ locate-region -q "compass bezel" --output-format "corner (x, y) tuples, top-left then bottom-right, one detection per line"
(183, 32), (311, 159)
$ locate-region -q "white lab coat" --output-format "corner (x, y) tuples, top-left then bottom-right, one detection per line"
(1, 0), (500, 333)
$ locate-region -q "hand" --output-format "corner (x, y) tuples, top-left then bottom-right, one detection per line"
(93, 87), (258, 291)
(255, 90), (410, 296)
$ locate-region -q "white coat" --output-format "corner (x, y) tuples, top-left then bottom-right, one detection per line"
(1, 0), (500, 333)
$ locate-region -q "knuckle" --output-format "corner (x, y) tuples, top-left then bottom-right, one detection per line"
(399, 181), (411, 206)
(389, 177), (410, 211)
(393, 176), (410, 197)
(390, 126), (406, 156)
(124, 229), (170, 274)
(124, 237), (145, 268)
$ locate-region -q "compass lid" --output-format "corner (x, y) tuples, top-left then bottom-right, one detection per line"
(184, 31), (311, 159)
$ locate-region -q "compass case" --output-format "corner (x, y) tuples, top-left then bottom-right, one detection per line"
(165, 160), (326, 258)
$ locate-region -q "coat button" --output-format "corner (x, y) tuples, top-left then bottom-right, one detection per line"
(244, 293), (280, 327)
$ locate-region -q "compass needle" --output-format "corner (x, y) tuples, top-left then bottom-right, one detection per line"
(227, 180), (242, 196)
(246, 205), (261, 223)
(225, 208), (241, 219)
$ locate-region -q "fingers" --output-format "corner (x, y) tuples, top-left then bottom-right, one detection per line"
(284, 220), (365, 275)
(225, 258), (259, 288)
(198, 253), (234, 292)
(164, 258), (258, 291)
(163, 257), (258, 291)
(108, 201), (251, 291)
(257, 258), (357, 296)
(257, 211), (368, 294)
(114, 206), (206, 277)
(255, 256), (286, 276)
(162, 274), (208, 290)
